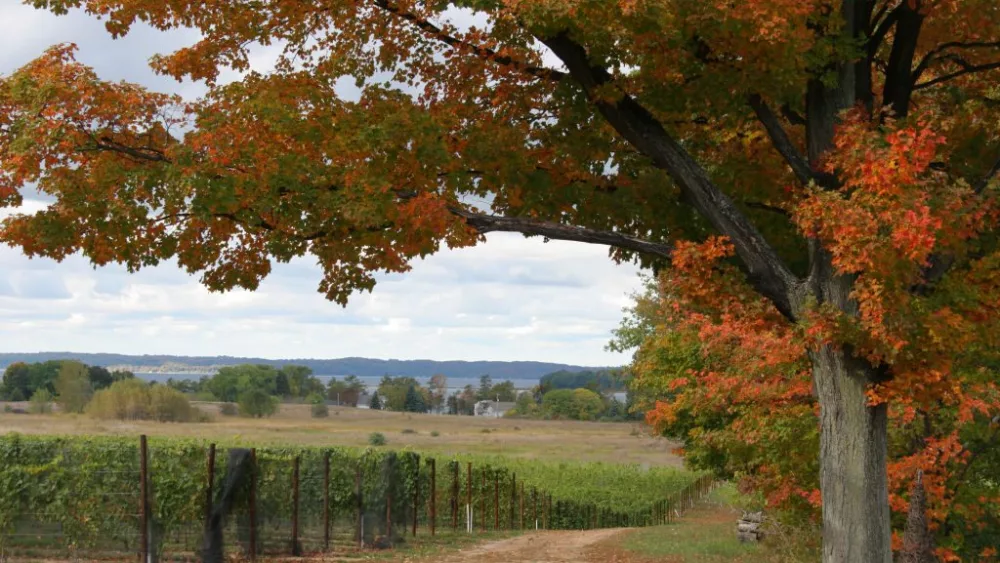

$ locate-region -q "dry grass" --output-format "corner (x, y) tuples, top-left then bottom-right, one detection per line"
(0, 402), (682, 466)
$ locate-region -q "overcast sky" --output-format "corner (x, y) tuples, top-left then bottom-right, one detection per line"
(0, 3), (644, 366)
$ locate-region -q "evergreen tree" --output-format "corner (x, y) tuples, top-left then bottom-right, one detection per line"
(368, 391), (382, 411)
(476, 374), (493, 401)
(404, 384), (426, 413)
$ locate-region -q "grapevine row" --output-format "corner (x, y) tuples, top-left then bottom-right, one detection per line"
(0, 434), (711, 560)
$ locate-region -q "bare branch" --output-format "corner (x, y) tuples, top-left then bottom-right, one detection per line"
(748, 94), (816, 187)
(881, 2), (924, 118)
(89, 136), (170, 163)
(974, 156), (1000, 195)
(744, 201), (792, 218)
(915, 155), (1000, 293)
(914, 60), (1000, 90)
(867, 4), (901, 57)
(371, 0), (566, 83)
(538, 32), (799, 319)
(780, 104), (807, 126)
(453, 207), (673, 260)
(913, 40), (1000, 82)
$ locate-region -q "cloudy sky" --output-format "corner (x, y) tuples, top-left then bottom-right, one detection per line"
(0, 3), (645, 366)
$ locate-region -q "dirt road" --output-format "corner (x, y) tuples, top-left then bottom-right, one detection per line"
(427, 528), (627, 563)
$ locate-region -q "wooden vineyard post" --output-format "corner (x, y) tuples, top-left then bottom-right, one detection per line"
(429, 458), (436, 536)
(544, 493), (549, 528)
(355, 464), (363, 548)
(291, 456), (301, 556)
(532, 488), (537, 530)
(412, 460), (419, 537)
(466, 462), (472, 533)
(479, 467), (490, 532)
(139, 435), (148, 563)
(493, 473), (499, 531)
(479, 467), (486, 533)
(509, 473), (516, 530)
(323, 452), (331, 551)
(249, 448), (258, 562)
(546, 495), (552, 530)
(451, 461), (459, 531)
(386, 493), (393, 547)
(519, 482), (524, 530)
(204, 443), (215, 534)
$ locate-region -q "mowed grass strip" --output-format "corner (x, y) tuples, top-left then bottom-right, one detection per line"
(587, 485), (820, 563)
(0, 402), (681, 466)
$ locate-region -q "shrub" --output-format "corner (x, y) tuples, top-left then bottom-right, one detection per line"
(401, 428), (417, 434)
(194, 391), (217, 402)
(2, 404), (12, 413)
(238, 389), (279, 418)
(55, 361), (93, 414)
(430, 430), (440, 437)
(29, 388), (54, 414)
(149, 385), (199, 422)
(311, 402), (329, 418)
(219, 402), (238, 416)
(87, 379), (202, 422)
(368, 432), (387, 446)
(541, 388), (605, 421)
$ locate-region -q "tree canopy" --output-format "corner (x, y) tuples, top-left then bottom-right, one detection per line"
(3, 2), (1000, 561)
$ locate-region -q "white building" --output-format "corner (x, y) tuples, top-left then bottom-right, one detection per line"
(473, 400), (515, 418)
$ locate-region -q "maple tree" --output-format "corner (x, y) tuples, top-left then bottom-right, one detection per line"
(1, 1), (1000, 561)
(615, 271), (1000, 560)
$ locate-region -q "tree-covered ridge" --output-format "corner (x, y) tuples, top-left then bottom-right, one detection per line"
(539, 369), (625, 392)
(0, 353), (600, 380)
(0, 360), (134, 402)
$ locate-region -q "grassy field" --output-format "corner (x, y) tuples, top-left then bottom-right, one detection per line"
(0, 402), (681, 466)
(589, 485), (820, 563)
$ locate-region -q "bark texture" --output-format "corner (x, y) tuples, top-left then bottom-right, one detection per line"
(899, 471), (938, 563)
(811, 344), (892, 563)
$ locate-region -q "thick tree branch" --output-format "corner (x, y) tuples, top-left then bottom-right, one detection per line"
(914, 60), (1000, 90)
(748, 94), (817, 187)
(881, 2), (924, 118)
(780, 104), (807, 126)
(744, 201), (792, 218)
(867, 4), (901, 57)
(913, 40), (1000, 83)
(974, 156), (1000, 195)
(914, 156), (1000, 293)
(453, 207), (673, 260)
(538, 32), (799, 319)
(371, 0), (566, 83)
(89, 136), (170, 163)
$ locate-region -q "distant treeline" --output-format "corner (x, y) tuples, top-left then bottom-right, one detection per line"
(0, 353), (602, 380)
(1, 360), (204, 422)
(0, 360), (135, 402)
(539, 369), (626, 392)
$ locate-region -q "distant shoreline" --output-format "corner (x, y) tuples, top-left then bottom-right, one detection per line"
(0, 352), (607, 380)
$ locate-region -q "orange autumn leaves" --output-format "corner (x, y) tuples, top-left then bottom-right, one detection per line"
(794, 110), (994, 383)
(635, 108), (1000, 553)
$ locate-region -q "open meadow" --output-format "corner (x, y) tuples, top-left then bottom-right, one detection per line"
(0, 402), (682, 467)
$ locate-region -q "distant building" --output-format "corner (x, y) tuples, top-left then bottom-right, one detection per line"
(357, 392), (373, 409)
(474, 400), (515, 418)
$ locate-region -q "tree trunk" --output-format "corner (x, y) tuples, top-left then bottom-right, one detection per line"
(899, 471), (937, 563)
(811, 345), (892, 563)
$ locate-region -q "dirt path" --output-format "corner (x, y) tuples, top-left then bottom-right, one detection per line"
(428, 528), (628, 563)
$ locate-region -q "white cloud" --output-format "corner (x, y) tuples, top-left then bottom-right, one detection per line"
(0, 4), (646, 366)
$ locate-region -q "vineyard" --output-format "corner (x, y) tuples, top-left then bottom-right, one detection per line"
(0, 434), (708, 561)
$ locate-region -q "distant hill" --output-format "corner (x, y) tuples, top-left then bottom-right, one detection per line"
(0, 352), (603, 380)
